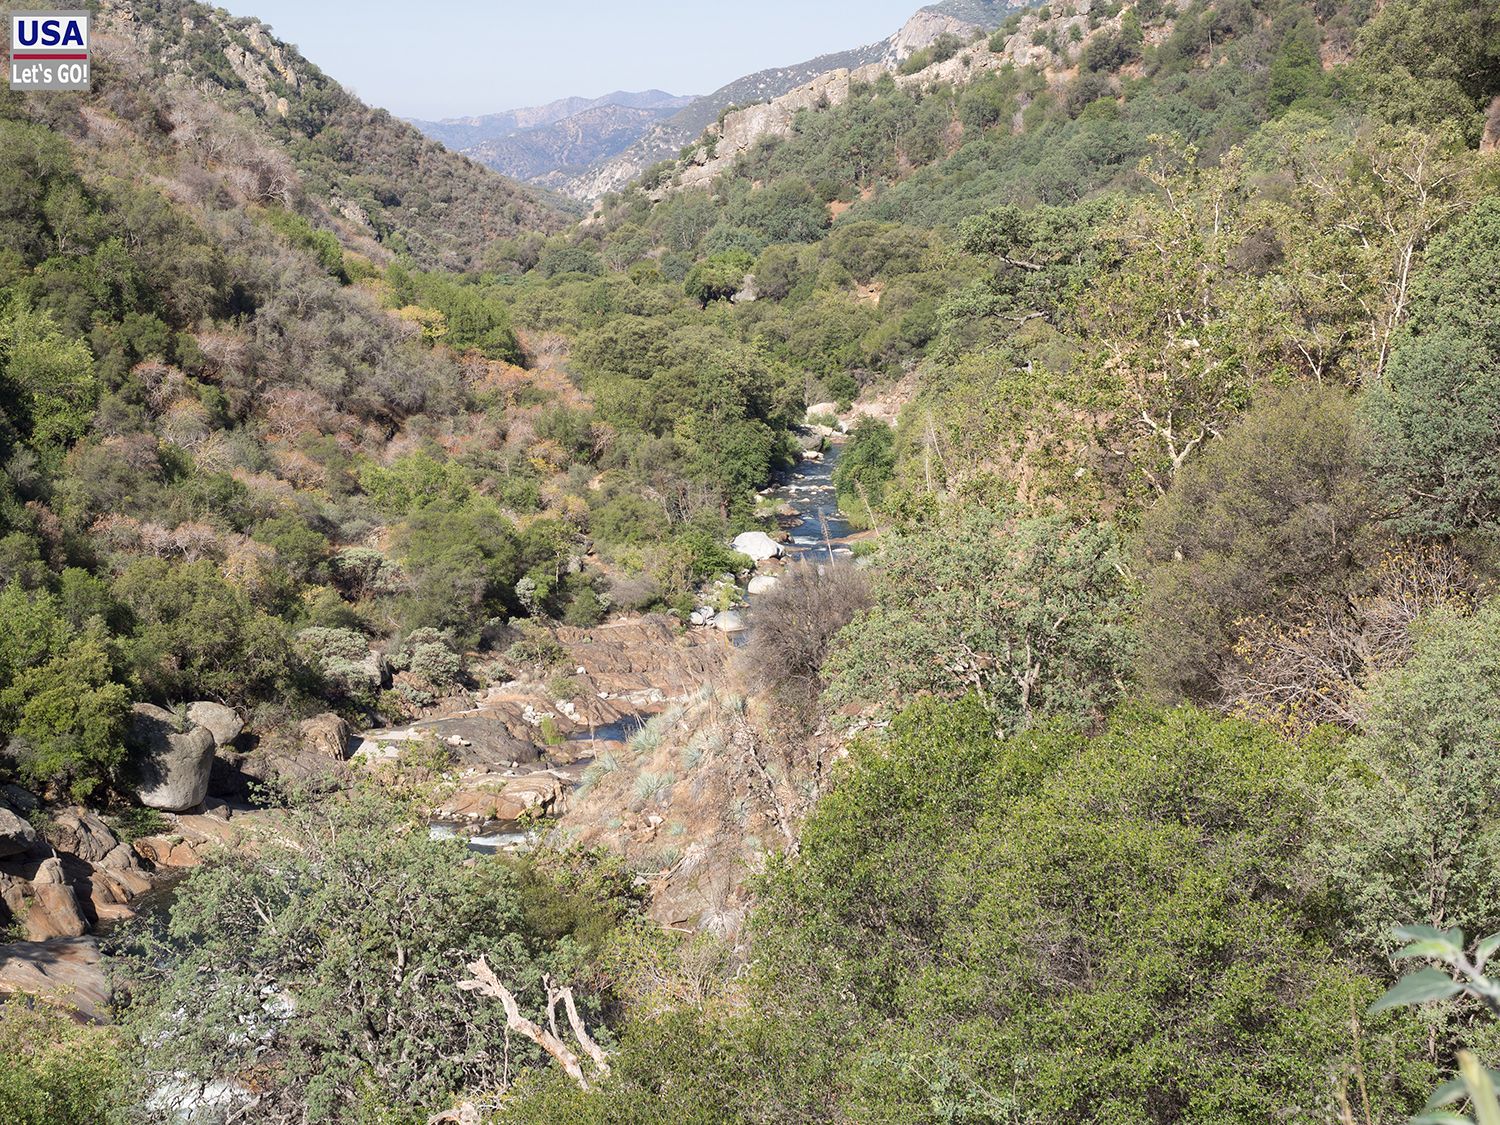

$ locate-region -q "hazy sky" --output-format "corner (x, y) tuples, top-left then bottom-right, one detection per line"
(215, 1), (927, 120)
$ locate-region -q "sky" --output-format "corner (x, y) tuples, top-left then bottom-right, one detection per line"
(215, 0), (927, 120)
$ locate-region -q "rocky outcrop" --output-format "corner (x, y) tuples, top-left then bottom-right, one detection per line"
(132, 808), (253, 870)
(0, 937), (110, 1022)
(44, 809), (119, 865)
(0, 802), (157, 940)
(883, 9), (981, 66)
(298, 712), (351, 760)
(435, 773), (565, 823)
(657, 3), (1105, 200)
(128, 704), (217, 812)
(25, 859), (88, 940)
(675, 64), (887, 194)
(552, 9), (984, 200)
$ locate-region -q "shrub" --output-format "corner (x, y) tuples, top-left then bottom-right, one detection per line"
(741, 562), (870, 727)
(1136, 386), (1371, 700)
(826, 504), (1133, 729)
(0, 998), (124, 1124)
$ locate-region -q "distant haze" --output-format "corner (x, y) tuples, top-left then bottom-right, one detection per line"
(214, 0), (927, 119)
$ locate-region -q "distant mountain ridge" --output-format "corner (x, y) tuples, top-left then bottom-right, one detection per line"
(407, 91), (696, 182)
(408, 90), (694, 150)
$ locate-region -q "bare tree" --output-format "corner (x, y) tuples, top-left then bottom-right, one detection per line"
(739, 561), (871, 729)
(1220, 543), (1477, 729)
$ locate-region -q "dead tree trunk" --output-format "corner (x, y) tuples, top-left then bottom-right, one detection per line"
(458, 956), (610, 1091)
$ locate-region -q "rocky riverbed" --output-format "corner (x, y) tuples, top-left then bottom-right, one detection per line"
(0, 426), (866, 1018)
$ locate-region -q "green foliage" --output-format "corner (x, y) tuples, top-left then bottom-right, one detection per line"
(359, 450), (473, 517)
(684, 251), (753, 306)
(1137, 387), (1372, 700)
(394, 497), (522, 640)
(0, 999), (124, 1125)
(1372, 926), (1500, 1125)
(830, 417), (895, 523)
(259, 206), (348, 282)
(112, 784), (642, 1121)
(0, 298), (97, 450)
(0, 582), (129, 799)
(1354, 0), (1500, 143)
(112, 558), (298, 706)
(1317, 599), (1500, 959)
(1364, 200), (1500, 539)
(826, 503), (1134, 727)
(388, 266), (524, 361)
(526, 702), (1429, 1121)
(0, 622), (128, 801)
(1266, 16), (1328, 113)
(741, 702), (1427, 1122)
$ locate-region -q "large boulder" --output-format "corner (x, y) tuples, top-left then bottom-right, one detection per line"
(1, 784), (39, 814)
(186, 702), (243, 748)
(712, 610), (748, 634)
(747, 575), (780, 596)
(299, 712), (351, 761)
(127, 704), (216, 812)
(0, 808), (37, 858)
(732, 531), (784, 563)
(24, 860), (87, 940)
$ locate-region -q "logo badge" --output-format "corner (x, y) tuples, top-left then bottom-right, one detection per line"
(10, 11), (90, 91)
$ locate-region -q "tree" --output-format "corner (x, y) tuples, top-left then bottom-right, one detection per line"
(612, 702), (1427, 1123)
(0, 623), (129, 801)
(1266, 18), (1326, 113)
(1354, 0), (1500, 144)
(1363, 199), (1500, 539)
(1317, 599), (1500, 959)
(395, 498), (523, 640)
(683, 251), (753, 306)
(1136, 386), (1371, 701)
(0, 298), (97, 450)
(112, 557), (297, 706)
(831, 417), (895, 525)
(825, 503), (1133, 728)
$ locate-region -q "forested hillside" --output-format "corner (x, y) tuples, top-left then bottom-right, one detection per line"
(2, 0), (1500, 1120)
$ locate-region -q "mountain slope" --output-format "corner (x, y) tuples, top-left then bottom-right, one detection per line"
(468, 104), (686, 182)
(548, 3), (1032, 199)
(96, 0), (575, 268)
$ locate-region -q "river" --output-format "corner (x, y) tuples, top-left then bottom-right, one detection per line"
(761, 440), (858, 566)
